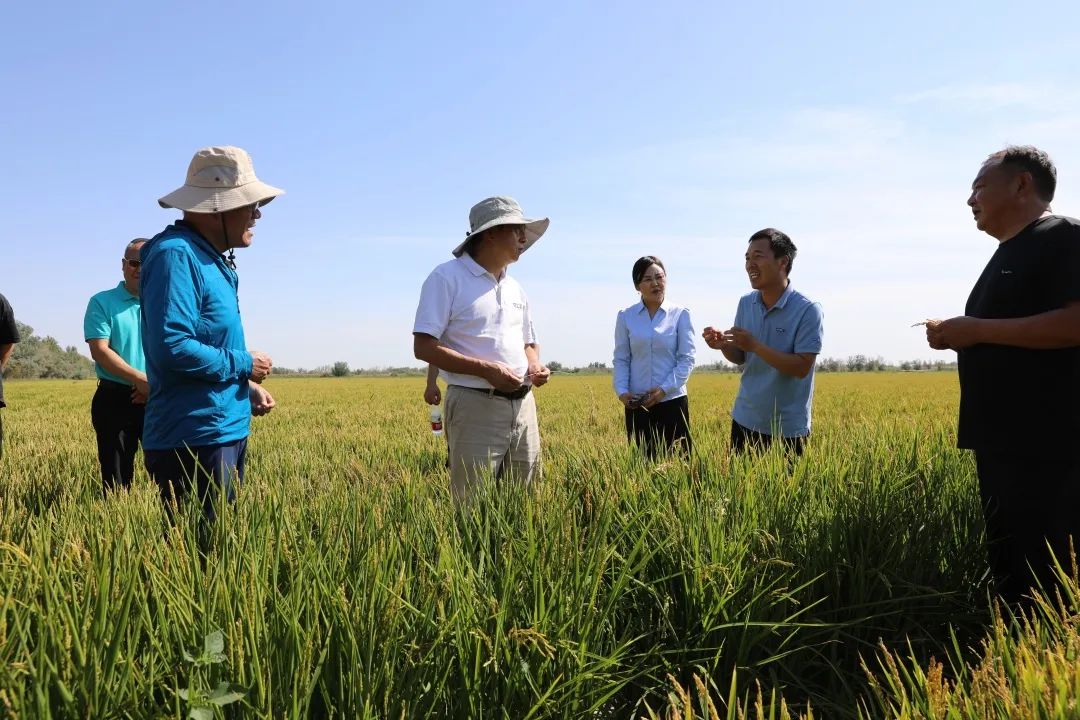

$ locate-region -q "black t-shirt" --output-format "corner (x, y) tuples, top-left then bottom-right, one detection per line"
(958, 216), (1080, 450)
(0, 293), (20, 408)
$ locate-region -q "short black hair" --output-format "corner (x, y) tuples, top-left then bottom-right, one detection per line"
(989, 145), (1057, 203)
(463, 224), (515, 258)
(748, 228), (797, 275)
(632, 255), (665, 285)
(461, 232), (483, 258)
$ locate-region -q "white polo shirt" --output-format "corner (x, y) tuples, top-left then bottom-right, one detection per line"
(413, 254), (536, 389)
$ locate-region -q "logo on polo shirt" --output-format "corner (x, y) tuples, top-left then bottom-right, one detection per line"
(1000, 269), (1014, 275)
(775, 327), (786, 334)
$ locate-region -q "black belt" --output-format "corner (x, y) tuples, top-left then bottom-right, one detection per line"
(451, 384), (531, 400)
(97, 379), (133, 392)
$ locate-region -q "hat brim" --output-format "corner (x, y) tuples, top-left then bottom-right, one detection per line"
(158, 179), (285, 213)
(452, 217), (549, 258)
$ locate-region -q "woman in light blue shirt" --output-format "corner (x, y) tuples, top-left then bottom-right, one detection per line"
(613, 256), (696, 457)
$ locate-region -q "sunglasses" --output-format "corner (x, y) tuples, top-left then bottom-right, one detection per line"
(124, 258), (142, 268)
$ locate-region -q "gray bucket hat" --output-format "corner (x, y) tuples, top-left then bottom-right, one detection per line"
(452, 196), (549, 257)
(158, 146), (284, 213)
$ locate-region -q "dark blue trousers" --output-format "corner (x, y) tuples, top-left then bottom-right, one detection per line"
(145, 439), (247, 522)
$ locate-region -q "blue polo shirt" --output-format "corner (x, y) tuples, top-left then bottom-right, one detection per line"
(731, 285), (823, 437)
(84, 282), (145, 385)
(140, 222), (255, 451)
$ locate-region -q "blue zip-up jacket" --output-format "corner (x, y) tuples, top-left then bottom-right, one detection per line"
(140, 222), (254, 450)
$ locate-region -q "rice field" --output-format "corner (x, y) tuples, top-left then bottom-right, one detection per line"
(1, 373), (1078, 718)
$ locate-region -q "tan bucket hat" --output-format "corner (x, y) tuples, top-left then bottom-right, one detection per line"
(158, 146), (284, 213)
(452, 196), (549, 257)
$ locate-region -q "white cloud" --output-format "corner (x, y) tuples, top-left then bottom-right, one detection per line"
(895, 82), (1061, 109)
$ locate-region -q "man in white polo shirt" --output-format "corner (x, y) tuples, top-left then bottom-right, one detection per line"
(413, 196), (552, 502)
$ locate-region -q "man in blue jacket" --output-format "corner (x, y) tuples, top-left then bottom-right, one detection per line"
(141, 146), (283, 521)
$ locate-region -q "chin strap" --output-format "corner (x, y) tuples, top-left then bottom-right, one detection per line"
(220, 214), (237, 270)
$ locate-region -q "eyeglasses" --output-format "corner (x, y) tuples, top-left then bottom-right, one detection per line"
(124, 259), (142, 268)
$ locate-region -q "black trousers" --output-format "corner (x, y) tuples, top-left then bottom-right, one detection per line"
(730, 420), (805, 456)
(91, 380), (145, 492)
(974, 449), (1080, 605)
(625, 395), (691, 458)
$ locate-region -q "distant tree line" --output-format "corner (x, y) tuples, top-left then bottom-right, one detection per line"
(541, 357), (957, 374)
(1, 322), (956, 381)
(284, 357), (958, 377)
(3, 322), (95, 379)
(272, 362), (431, 378)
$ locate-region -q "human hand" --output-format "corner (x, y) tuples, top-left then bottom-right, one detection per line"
(526, 363), (551, 387)
(926, 316), (982, 350)
(424, 384), (442, 405)
(484, 362), (524, 392)
(923, 319), (947, 349)
(641, 387), (665, 409)
(249, 382), (276, 416)
(250, 351), (273, 383)
(131, 375), (150, 404)
(702, 326), (726, 350)
(723, 327), (759, 353)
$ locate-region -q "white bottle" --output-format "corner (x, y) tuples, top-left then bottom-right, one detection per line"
(430, 406), (444, 436)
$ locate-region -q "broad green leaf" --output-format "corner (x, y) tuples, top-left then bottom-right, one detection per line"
(204, 630), (225, 655)
(207, 681), (247, 706)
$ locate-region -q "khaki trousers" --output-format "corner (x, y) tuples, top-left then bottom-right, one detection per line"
(444, 385), (541, 503)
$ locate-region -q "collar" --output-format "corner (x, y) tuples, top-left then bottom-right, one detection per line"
(754, 283), (795, 311)
(173, 220), (235, 271)
(634, 299), (668, 314)
(116, 281), (139, 301)
(458, 252), (504, 281)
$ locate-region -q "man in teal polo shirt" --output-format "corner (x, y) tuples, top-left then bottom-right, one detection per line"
(84, 239), (149, 491)
(703, 228), (824, 455)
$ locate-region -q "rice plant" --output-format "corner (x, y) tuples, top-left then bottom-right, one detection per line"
(0, 373), (1068, 718)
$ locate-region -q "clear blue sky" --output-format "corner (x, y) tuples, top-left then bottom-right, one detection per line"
(3, 1), (1078, 369)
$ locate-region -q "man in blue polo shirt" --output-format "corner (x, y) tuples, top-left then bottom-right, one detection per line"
(703, 228), (824, 454)
(84, 238), (149, 492)
(142, 146), (282, 521)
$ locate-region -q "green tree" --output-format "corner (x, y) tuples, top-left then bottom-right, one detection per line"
(6, 322), (95, 380)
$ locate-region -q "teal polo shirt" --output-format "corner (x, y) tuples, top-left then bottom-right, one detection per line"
(731, 285), (824, 438)
(83, 281), (145, 385)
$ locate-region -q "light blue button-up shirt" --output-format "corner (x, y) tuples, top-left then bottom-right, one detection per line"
(731, 285), (823, 437)
(613, 301), (696, 399)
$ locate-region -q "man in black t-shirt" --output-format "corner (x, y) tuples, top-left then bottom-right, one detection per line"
(0, 293), (20, 459)
(927, 145), (1080, 605)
